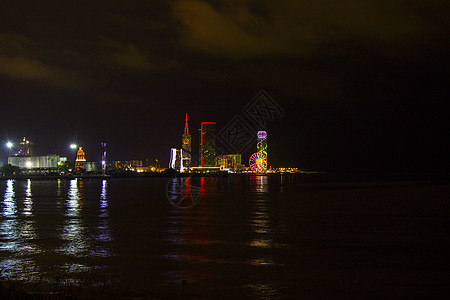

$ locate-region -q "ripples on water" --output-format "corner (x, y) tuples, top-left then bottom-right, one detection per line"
(0, 179), (115, 287)
(0, 175), (449, 298)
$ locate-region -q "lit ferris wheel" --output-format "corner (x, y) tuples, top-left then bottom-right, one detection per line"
(249, 152), (267, 172)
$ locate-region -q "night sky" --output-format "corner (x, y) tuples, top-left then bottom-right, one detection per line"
(1, 1), (448, 172)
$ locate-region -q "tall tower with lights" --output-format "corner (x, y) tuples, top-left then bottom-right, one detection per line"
(181, 114), (191, 169)
(257, 131), (267, 169)
(199, 122), (216, 166)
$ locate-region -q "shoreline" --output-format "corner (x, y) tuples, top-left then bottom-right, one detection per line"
(0, 172), (448, 183)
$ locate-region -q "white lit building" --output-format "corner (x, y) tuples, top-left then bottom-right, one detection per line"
(8, 155), (67, 171)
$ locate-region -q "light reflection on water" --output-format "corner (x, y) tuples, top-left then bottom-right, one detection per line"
(249, 175), (269, 194)
(162, 175), (283, 298)
(58, 179), (88, 256)
(0, 258), (40, 281)
(0, 176), (291, 298)
(0, 178), (116, 284)
(0, 180), (41, 281)
(66, 178), (81, 218)
(3, 179), (17, 217)
(246, 282), (281, 300)
(0, 219), (19, 252)
(247, 176), (280, 298)
(23, 179), (33, 216)
(0, 175), (443, 298)
(248, 176), (273, 249)
(1, 180), (19, 253)
(91, 180), (113, 257)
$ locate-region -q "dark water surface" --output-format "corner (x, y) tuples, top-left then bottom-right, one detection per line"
(1, 175), (449, 298)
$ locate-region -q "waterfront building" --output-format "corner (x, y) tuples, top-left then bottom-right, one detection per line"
(191, 166), (221, 173)
(148, 157), (160, 170)
(181, 114), (191, 170)
(199, 122), (216, 166)
(169, 148), (182, 170)
(73, 147), (86, 172)
(8, 154), (67, 173)
(83, 161), (101, 172)
(216, 154), (244, 172)
(112, 160), (143, 170)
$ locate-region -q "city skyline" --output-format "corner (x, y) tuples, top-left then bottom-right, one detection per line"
(1, 1), (448, 172)
(2, 113), (267, 169)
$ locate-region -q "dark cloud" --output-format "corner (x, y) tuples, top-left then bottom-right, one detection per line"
(0, 53), (88, 89)
(171, 0), (433, 58)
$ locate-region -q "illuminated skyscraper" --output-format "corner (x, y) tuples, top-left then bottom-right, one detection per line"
(181, 113), (191, 169)
(17, 137), (33, 156)
(257, 131), (267, 170)
(199, 122), (216, 166)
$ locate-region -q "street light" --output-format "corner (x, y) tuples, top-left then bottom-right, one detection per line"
(6, 141), (13, 157)
(70, 144), (78, 172)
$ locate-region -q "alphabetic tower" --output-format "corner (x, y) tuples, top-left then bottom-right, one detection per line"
(257, 131), (268, 170)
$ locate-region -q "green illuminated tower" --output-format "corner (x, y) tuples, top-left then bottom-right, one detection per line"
(257, 131), (267, 168)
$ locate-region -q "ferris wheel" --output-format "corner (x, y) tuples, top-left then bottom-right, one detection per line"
(249, 152), (267, 172)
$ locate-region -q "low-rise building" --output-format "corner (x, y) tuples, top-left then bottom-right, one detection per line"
(216, 154), (244, 172)
(111, 160), (143, 171)
(8, 155), (67, 173)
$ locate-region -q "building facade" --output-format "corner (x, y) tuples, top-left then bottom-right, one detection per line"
(216, 154), (243, 172)
(181, 114), (191, 169)
(169, 148), (182, 170)
(83, 162), (101, 172)
(199, 122), (216, 166)
(73, 147), (87, 172)
(112, 160), (143, 170)
(8, 154), (66, 171)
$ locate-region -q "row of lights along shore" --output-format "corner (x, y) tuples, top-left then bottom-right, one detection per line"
(2, 138), (107, 176)
(3, 127), (300, 175)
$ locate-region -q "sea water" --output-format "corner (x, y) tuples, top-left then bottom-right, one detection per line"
(0, 175), (449, 298)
